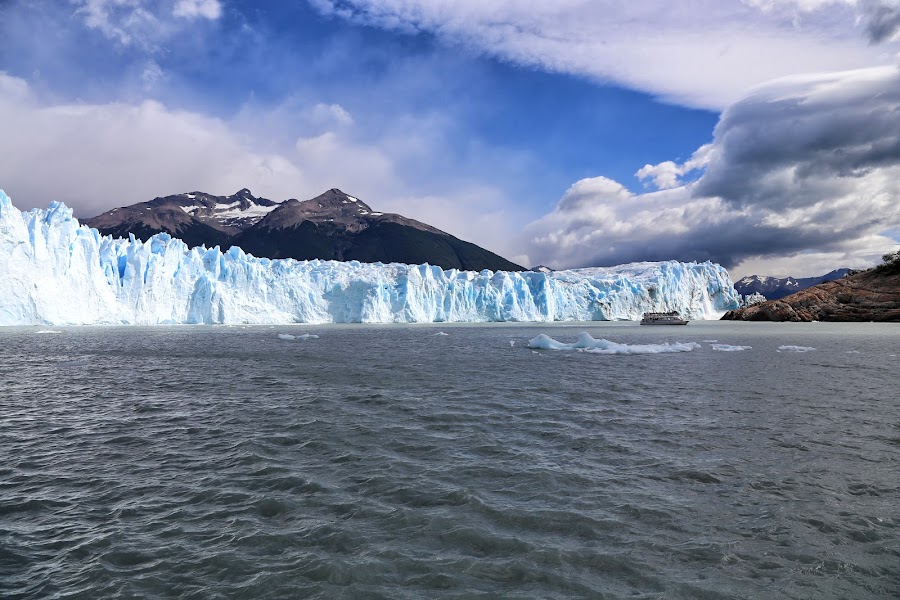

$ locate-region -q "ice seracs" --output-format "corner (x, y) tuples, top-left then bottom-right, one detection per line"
(0, 190), (742, 326)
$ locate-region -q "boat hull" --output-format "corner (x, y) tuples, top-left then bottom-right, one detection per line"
(640, 311), (689, 325)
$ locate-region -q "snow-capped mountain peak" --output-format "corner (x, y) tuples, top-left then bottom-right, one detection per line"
(734, 270), (850, 300)
(81, 187), (524, 271)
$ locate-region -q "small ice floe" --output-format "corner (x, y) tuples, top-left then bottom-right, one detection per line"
(845, 350), (862, 354)
(701, 339), (718, 343)
(711, 344), (752, 352)
(509, 340), (515, 347)
(528, 332), (699, 355)
(433, 331), (449, 336)
(777, 345), (816, 352)
(35, 330), (62, 334)
(278, 333), (319, 341)
(58, 358), (91, 368)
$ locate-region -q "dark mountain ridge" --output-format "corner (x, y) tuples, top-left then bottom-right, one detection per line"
(734, 268), (851, 300)
(722, 266), (900, 322)
(84, 188), (524, 272)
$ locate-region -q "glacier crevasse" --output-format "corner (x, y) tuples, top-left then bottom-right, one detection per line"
(0, 191), (741, 325)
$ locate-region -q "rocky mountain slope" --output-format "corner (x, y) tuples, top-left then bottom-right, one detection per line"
(84, 188), (523, 271)
(722, 267), (900, 321)
(733, 269), (851, 300)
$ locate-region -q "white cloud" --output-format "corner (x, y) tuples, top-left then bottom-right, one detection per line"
(311, 0), (900, 109)
(140, 60), (165, 90)
(70, 0), (220, 49)
(636, 144), (712, 190)
(172, 0), (221, 20)
(310, 103), (355, 128)
(73, 0), (162, 48)
(0, 73), (303, 215)
(524, 66), (900, 278)
(0, 72), (523, 259)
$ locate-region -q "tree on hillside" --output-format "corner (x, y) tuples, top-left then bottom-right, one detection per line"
(880, 249), (900, 273)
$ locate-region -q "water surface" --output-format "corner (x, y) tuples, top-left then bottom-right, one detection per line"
(1, 322), (898, 598)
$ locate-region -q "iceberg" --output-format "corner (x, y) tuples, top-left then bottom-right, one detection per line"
(528, 333), (701, 354)
(0, 191), (741, 326)
(277, 333), (319, 341)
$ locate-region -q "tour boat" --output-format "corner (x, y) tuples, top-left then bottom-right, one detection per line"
(640, 311), (689, 325)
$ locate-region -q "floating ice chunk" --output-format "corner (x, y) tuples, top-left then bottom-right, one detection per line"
(711, 344), (752, 351)
(509, 340), (515, 347)
(778, 345), (815, 352)
(701, 339), (718, 343)
(35, 330), (62, 334)
(278, 333), (319, 340)
(433, 331), (449, 336)
(58, 358), (91, 368)
(845, 350), (861, 354)
(582, 340), (700, 355)
(528, 332), (700, 355)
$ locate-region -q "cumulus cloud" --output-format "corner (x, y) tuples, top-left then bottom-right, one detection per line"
(636, 145), (713, 190)
(693, 67), (900, 209)
(524, 66), (900, 277)
(0, 72), (523, 258)
(311, 0), (898, 109)
(0, 72), (304, 215)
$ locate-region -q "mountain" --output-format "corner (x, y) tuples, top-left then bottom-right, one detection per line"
(83, 188), (278, 249)
(0, 191), (742, 325)
(84, 188), (523, 272)
(733, 269), (851, 300)
(722, 267), (900, 322)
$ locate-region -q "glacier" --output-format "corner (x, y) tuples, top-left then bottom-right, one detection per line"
(0, 190), (741, 326)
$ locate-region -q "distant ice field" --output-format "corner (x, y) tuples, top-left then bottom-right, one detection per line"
(1, 321), (898, 598)
(0, 191), (740, 325)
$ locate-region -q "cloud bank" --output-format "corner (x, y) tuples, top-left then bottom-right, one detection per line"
(0, 71), (525, 259)
(524, 66), (900, 278)
(311, 0), (900, 109)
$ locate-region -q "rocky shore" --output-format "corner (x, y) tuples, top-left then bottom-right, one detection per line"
(721, 268), (900, 322)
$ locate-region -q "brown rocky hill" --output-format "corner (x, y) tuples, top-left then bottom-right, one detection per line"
(721, 267), (900, 322)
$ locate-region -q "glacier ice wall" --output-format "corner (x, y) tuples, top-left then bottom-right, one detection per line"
(0, 191), (741, 325)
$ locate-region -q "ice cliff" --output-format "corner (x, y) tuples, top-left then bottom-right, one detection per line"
(0, 191), (741, 325)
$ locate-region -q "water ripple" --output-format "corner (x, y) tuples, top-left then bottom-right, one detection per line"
(1, 323), (899, 598)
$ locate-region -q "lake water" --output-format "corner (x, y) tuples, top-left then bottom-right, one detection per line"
(1, 322), (898, 599)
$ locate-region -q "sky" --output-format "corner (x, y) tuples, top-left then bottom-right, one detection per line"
(1, 0), (900, 278)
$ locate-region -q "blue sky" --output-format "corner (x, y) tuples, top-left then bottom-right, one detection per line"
(2, 0), (900, 277)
